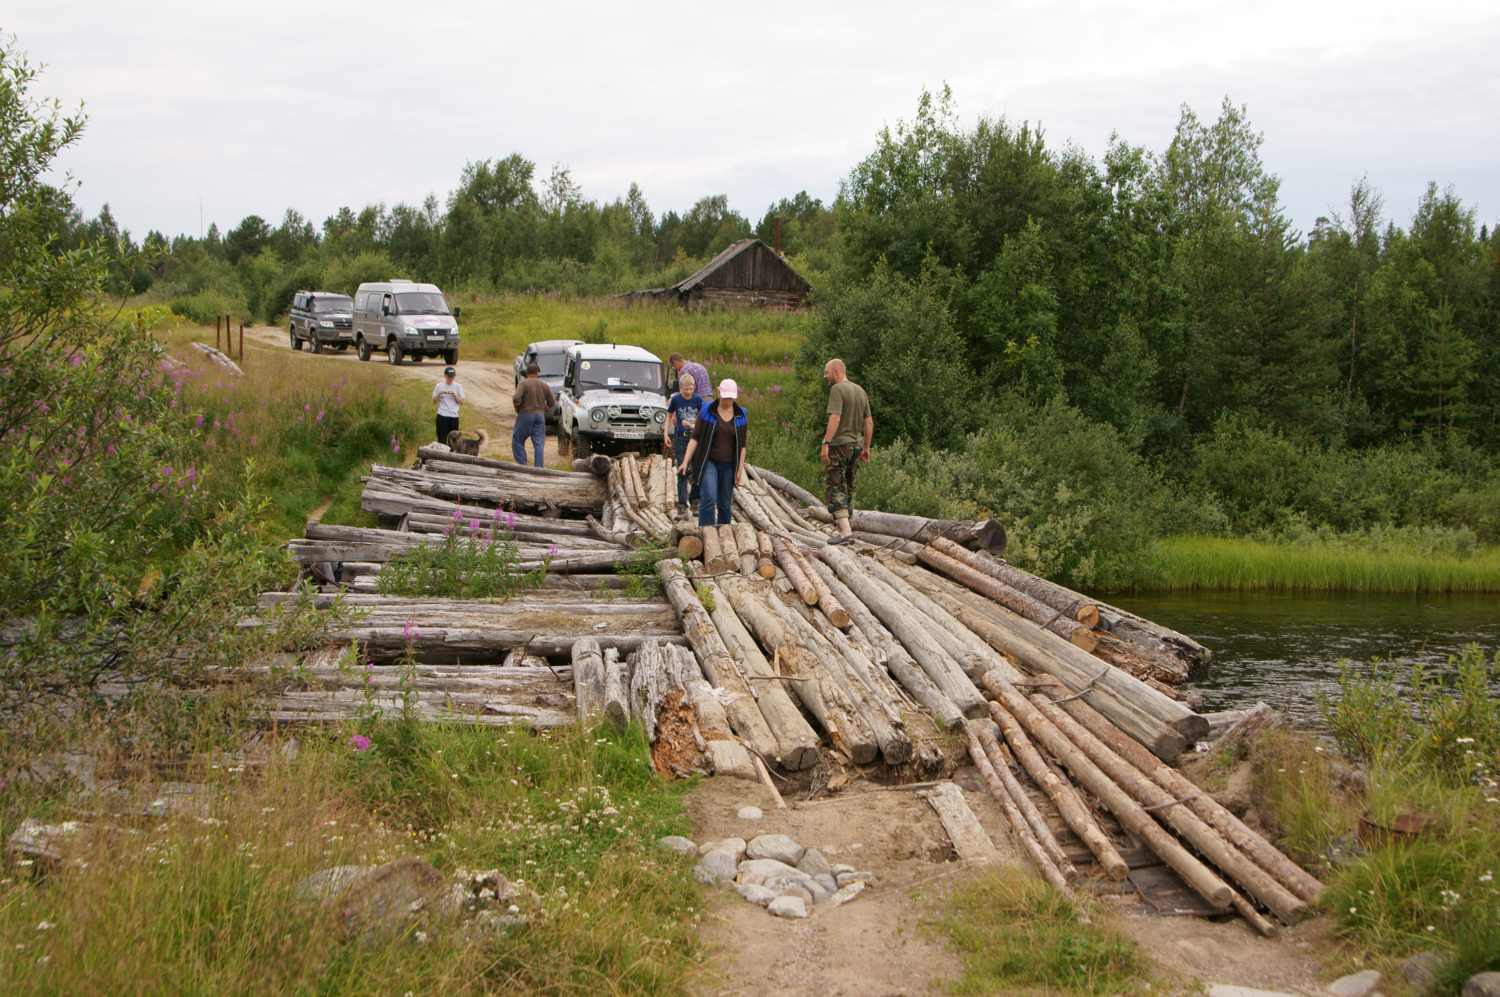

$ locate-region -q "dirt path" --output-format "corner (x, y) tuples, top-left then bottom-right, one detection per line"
(689, 777), (1331, 997)
(242, 325), (533, 461)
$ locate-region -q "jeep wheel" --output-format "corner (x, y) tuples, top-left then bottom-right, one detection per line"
(572, 434), (592, 460)
(290, 327), (302, 351)
(387, 341), (403, 365)
(444, 348), (458, 366)
(356, 339), (371, 362)
(311, 334), (324, 355)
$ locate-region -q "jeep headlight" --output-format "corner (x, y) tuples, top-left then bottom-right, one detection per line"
(590, 408), (606, 423)
(318, 319), (334, 328)
(653, 409), (667, 424)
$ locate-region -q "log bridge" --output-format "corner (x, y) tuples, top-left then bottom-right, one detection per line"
(240, 447), (1314, 933)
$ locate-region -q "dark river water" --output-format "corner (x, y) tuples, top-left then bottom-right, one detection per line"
(1107, 591), (1500, 725)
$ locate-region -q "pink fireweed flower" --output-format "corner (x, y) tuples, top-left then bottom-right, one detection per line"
(469, 518), (480, 531)
(403, 617), (419, 640)
(316, 410), (324, 423)
(547, 544), (558, 557)
(506, 511), (515, 531)
(453, 507), (463, 520)
(348, 735), (372, 753)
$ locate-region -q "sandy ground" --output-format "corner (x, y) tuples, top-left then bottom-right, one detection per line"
(242, 325), (530, 461)
(688, 775), (1333, 997)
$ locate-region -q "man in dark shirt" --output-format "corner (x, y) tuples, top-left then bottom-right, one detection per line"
(511, 363), (556, 466)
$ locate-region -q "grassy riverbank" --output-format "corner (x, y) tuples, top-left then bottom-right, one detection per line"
(1133, 536), (1500, 593)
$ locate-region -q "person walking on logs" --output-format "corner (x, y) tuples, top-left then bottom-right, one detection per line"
(678, 378), (748, 527)
(668, 353), (712, 406)
(820, 358), (872, 544)
(512, 362), (555, 466)
(664, 373), (700, 519)
(433, 365), (465, 445)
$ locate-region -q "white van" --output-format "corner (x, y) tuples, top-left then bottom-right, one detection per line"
(352, 279), (461, 365)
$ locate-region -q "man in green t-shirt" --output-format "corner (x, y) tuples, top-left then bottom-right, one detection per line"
(819, 358), (873, 544)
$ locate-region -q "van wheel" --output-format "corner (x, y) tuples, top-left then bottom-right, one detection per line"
(356, 339), (371, 362)
(290, 327), (302, 351)
(387, 341), (403, 365)
(444, 349), (458, 366)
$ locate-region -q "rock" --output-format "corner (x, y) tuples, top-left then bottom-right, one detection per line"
(695, 850), (738, 885)
(337, 857), (446, 941)
(707, 837), (747, 864)
(738, 857), (805, 882)
(747, 834), (806, 866)
(919, 838), (947, 862)
(738, 806), (763, 821)
(813, 874), (838, 895)
(829, 863), (857, 877)
(7, 819), (89, 861)
(1464, 973), (1500, 997)
(296, 864), (377, 901)
(767, 895), (808, 919)
(658, 835), (698, 858)
(804, 879), (831, 905)
(779, 884), (814, 905)
(737, 884), (779, 907)
(797, 848), (832, 878)
(1330, 971), (1382, 997)
(1209, 987), (1304, 997)
(836, 870), (876, 886)
(829, 881), (867, 906)
(738, 872), (764, 887)
(1404, 952), (1448, 990)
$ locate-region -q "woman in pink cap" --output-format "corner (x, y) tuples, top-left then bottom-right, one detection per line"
(677, 378), (748, 527)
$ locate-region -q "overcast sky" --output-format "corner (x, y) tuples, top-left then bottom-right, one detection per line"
(9, 1), (1499, 242)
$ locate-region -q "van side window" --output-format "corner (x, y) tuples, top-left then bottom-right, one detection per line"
(382, 294), (393, 315)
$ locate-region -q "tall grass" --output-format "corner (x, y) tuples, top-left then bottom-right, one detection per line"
(1135, 535), (1500, 593)
(0, 718), (706, 997)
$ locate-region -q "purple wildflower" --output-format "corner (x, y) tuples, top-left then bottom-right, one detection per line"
(348, 735), (372, 753)
(403, 617), (419, 640)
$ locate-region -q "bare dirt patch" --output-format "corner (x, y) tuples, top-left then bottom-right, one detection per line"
(688, 775), (1337, 997)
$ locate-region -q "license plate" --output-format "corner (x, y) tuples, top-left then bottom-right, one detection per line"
(425, 334), (445, 341)
(614, 429), (644, 439)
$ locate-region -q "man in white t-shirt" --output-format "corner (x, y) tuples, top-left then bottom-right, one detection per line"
(432, 366), (465, 445)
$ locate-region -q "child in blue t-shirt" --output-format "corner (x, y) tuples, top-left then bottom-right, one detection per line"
(665, 376), (701, 515)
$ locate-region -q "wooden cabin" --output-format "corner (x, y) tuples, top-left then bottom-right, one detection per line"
(624, 239), (812, 309)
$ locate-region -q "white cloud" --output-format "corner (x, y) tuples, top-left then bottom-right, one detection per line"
(9, 0), (1496, 239)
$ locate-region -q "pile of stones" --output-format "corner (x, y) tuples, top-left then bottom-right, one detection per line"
(660, 832), (876, 920)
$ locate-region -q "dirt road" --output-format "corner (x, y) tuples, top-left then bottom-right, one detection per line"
(243, 325), (531, 461)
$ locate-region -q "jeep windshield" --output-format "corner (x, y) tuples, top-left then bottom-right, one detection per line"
(394, 292), (451, 315)
(312, 296), (352, 313)
(574, 360), (663, 394)
(534, 352), (568, 377)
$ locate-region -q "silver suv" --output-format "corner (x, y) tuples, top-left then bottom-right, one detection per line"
(352, 280), (461, 366)
(513, 339), (583, 422)
(557, 344), (669, 458)
(288, 291), (355, 353)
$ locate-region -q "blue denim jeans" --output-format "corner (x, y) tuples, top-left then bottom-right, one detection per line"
(698, 458), (736, 526)
(512, 413), (546, 466)
(672, 429), (697, 506)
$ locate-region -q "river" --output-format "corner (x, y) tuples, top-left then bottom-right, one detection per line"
(1108, 591), (1500, 725)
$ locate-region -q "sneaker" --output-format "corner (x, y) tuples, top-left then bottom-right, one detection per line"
(828, 533), (856, 545)
(675, 503), (687, 520)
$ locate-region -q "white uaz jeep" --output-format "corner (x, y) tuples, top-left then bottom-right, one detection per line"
(556, 344), (670, 458)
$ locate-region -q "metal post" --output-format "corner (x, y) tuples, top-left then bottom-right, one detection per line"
(239, 323), (244, 363)
(216, 315), (221, 349)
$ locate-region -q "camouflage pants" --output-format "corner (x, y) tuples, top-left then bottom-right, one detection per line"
(825, 442), (860, 518)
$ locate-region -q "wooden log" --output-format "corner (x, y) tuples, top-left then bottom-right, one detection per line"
(771, 535), (818, 605)
(765, 584), (911, 766)
(745, 464), (833, 523)
(687, 564), (820, 770)
(733, 523), (758, 576)
(1214, 702), (1284, 756)
(976, 725), (1077, 880)
(1024, 682), (1308, 923)
(1090, 629), (1190, 685)
(819, 545), (987, 719)
(807, 560), (965, 730)
(586, 514), (634, 547)
(677, 535), (704, 560)
(928, 537), (1098, 626)
(984, 672), (1233, 909)
(700, 526), (724, 572)
(655, 560), (780, 763)
(755, 530), (777, 579)
(851, 511), (1008, 556)
(966, 724), (1072, 892)
(717, 525), (739, 564)
(716, 573), (879, 765)
(572, 638), (606, 722)
(792, 548), (849, 628)
(986, 690), (1130, 880)
(925, 783), (1003, 865)
(417, 445), (597, 479)
(670, 645), (757, 781)
(917, 544), (1097, 651)
(627, 639), (673, 741)
(602, 647), (628, 731)
(890, 562), (1200, 757)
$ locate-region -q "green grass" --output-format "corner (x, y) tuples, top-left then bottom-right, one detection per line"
(1134, 535), (1500, 592)
(929, 868), (1149, 996)
(0, 717), (707, 997)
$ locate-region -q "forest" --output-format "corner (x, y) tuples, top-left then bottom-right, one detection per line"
(52, 86), (1500, 588)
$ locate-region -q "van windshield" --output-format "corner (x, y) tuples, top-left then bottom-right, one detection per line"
(394, 292), (450, 315)
(574, 359), (663, 395)
(312, 296), (352, 313)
